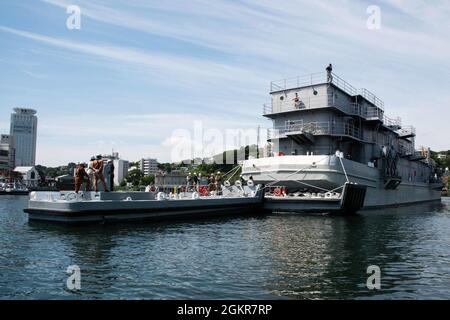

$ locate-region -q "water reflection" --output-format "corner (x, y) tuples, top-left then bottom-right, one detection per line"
(263, 201), (448, 299)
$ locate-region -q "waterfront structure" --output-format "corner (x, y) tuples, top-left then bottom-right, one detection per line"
(14, 166), (40, 187)
(10, 108), (37, 167)
(140, 158), (158, 176)
(0, 134), (15, 175)
(241, 71), (442, 211)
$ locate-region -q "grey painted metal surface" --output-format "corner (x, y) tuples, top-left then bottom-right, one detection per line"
(24, 185), (263, 223)
(242, 71), (442, 212)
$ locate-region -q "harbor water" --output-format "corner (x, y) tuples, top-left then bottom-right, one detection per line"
(0, 195), (449, 299)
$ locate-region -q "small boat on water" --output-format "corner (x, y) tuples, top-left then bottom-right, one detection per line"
(24, 182), (263, 224)
(0, 181), (29, 195)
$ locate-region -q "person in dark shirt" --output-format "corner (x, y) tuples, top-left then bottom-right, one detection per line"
(326, 64), (333, 82)
(109, 161), (115, 192)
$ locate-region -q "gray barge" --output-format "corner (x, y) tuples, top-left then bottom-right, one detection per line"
(24, 183), (263, 224)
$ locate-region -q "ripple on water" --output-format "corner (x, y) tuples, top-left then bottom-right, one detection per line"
(0, 196), (449, 299)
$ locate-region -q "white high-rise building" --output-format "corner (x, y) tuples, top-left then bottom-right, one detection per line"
(114, 159), (130, 185)
(10, 108), (37, 167)
(140, 158), (158, 176)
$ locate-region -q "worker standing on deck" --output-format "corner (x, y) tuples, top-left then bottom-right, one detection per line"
(93, 155), (109, 192)
(192, 173), (199, 192)
(74, 163), (90, 193)
(215, 171), (222, 190)
(293, 92), (300, 108)
(104, 160), (115, 192)
(326, 64), (333, 82)
(186, 173), (192, 191)
(208, 175), (216, 192)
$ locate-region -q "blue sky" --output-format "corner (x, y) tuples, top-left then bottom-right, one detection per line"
(0, 0), (449, 166)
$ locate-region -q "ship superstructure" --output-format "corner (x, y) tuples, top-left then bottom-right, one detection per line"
(241, 71), (442, 212)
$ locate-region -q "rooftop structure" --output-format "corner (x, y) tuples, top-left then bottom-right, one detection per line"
(264, 72), (418, 163)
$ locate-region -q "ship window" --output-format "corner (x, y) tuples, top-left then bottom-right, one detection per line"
(280, 96), (284, 101)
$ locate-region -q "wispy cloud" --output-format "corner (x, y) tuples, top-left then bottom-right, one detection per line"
(0, 25), (263, 86)
(1, 0), (449, 166)
(41, 0), (450, 64)
(21, 70), (48, 79)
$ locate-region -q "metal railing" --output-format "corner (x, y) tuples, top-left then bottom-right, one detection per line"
(263, 93), (386, 122)
(270, 72), (385, 111)
(358, 88), (385, 110)
(267, 121), (363, 141)
(399, 140), (414, 156)
(264, 93), (331, 115)
(270, 72), (327, 92)
(397, 125), (416, 137)
(383, 115), (402, 128)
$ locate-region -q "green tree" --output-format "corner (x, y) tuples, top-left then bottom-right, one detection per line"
(140, 175), (155, 186)
(126, 168), (143, 186)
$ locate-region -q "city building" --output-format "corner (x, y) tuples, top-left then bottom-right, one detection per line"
(437, 154), (447, 160)
(140, 158), (158, 176)
(0, 144), (10, 176)
(0, 134), (15, 176)
(113, 159), (129, 185)
(10, 108), (38, 167)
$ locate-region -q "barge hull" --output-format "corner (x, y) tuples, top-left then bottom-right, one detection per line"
(24, 191), (263, 224)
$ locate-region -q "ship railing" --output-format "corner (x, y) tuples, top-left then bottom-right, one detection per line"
(358, 88), (385, 110)
(270, 72), (359, 97)
(383, 115), (402, 128)
(330, 73), (358, 96)
(264, 93), (372, 121)
(268, 121), (363, 141)
(270, 72), (326, 92)
(264, 93), (331, 114)
(270, 72), (385, 110)
(397, 125), (416, 137)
